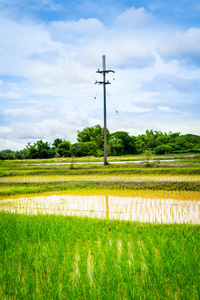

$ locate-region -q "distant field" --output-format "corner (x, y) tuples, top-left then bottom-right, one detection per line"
(0, 154), (200, 195)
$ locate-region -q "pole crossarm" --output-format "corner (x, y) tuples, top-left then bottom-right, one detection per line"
(95, 80), (111, 85)
(96, 69), (115, 74)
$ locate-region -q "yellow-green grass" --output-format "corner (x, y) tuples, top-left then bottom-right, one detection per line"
(1, 174), (200, 183)
(0, 212), (199, 299)
(1, 180), (200, 197)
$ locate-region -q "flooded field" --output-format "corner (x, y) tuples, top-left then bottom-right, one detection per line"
(26, 159), (176, 165)
(1, 191), (199, 224)
(1, 174), (199, 183)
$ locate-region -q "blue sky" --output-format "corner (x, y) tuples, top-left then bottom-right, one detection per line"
(0, 0), (200, 150)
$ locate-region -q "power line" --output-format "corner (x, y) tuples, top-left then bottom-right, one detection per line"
(111, 77), (135, 129)
(106, 91), (126, 130)
(82, 85), (100, 128)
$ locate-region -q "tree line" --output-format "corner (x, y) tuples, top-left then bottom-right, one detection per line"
(1, 125), (200, 160)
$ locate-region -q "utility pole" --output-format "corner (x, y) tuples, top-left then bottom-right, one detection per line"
(95, 55), (115, 165)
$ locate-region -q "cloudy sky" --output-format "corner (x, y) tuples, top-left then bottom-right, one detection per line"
(0, 0), (200, 150)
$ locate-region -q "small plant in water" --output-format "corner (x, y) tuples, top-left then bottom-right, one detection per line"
(69, 156), (76, 169)
(143, 149), (153, 166)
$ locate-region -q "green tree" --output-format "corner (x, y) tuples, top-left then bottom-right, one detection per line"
(77, 125), (110, 150)
(135, 134), (147, 153)
(154, 132), (169, 146)
(154, 144), (173, 155)
(70, 142), (98, 157)
(15, 149), (28, 159)
(184, 134), (200, 147)
(52, 138), (63, 148)
(26, 140), (55, 159)
(146, 130), (156, 149)
(108, 138), (124, 156)
(57, 141), (71, 157)
(111, 131), (136, 154)
(25, 143), (38, 159)
(0, 149), (16, 160)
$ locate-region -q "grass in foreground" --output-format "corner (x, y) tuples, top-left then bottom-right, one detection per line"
(0, 212), (199, 299)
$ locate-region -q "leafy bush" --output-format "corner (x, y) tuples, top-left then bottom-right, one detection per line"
(57, 141), (71, 157)
(154, 144), (173, 155)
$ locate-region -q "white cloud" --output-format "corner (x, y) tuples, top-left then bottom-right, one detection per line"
(34, 0), (62, 11)
(159, 28), (200, 66)
(0, 91), (21, 99)
(116, 6), (153, 27)
(130, 104), (152, 113)
(0, 17), (61, 76)
(4, 108), (42, 119)
(158, 106), (177, 112)
(107, 40), (155, 69)
(130, 91), (160, 104)
(49, 18), (104, 43)
(0, 119), (78, 150)
(29, 50), (60, 64)
(78, 37), (156, 70)
(145, 74), (200, 92)
(0, 125), (13, 136)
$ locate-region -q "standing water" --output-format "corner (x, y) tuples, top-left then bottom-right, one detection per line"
(0, 193), (199, 224)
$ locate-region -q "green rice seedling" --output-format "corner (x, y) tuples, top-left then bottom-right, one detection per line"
(1, 212), (199, 299)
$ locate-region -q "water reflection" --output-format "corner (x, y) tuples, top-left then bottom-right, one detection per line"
(26, 159), (175, 166)
(0, 194), (199, 224)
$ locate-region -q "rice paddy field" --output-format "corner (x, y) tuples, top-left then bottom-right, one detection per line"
(0, 154), (200, 299)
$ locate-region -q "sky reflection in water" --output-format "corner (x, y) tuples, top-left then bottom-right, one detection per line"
(1, 194), (199, 224)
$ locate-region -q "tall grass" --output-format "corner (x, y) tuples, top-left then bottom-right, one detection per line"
(0, 212), (199, 299)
